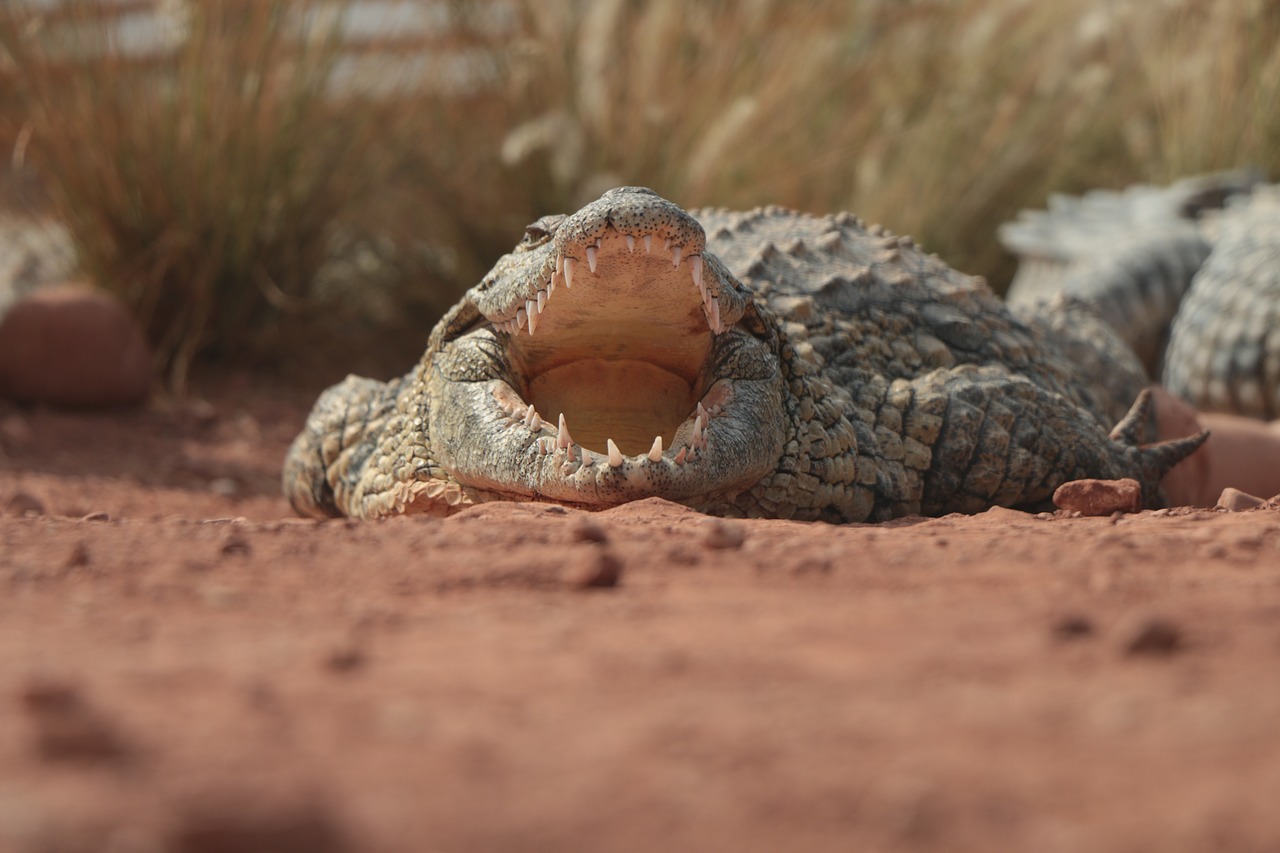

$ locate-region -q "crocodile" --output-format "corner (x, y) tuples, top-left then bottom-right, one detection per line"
(1000, 170), (1280, 419)
(284, 187), (1205, 523)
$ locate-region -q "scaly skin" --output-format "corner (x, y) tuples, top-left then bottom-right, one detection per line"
(1162, 187), (1280, 419)
(285, 187), (1205, 522)
(1001, 170), (1280, 415)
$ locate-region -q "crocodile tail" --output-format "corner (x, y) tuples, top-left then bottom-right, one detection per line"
(1108, 388), (1210, 506)
(1108, 386), (1158, 445)
(1135, 429), (1210, 484)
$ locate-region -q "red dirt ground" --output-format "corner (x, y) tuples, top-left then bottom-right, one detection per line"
(3, 374), (1280, 853)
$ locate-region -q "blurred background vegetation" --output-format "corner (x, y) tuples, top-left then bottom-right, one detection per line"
(1, 0), (1277, 389)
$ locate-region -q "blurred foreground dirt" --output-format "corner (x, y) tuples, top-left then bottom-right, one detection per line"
(2, 376), (1280, 852)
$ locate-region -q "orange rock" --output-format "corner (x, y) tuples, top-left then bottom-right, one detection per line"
(1215, 487), (1266, 512)
(0, 283), (151, 407)
(1053, 478), (1143, 516)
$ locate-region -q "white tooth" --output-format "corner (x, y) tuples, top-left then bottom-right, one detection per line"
(526, 300), (538, 334)
(517, 307), (528, 330)
(643, 235), (652, 254)
(525, 406), (537, 427)
(674, 447), (688, 465)
(564, 257), (575, 289)
(557, 413), (572, 448)
(710, 299), (721, 333)
(549, 271), (560, 294)
(692, 416), (704, 447)
(626, 235), (635, 253)
(607, 439), (623, 467)
(531, 412), (542, 431)
(566, 445), (577, 462)
(586, 245), (598, 273)
(696, 402), (708, 424)
(690, 255), (702, 288)
(556, 255), (563, 276)
(582, 450), (595, 466)
(596, 238), (602, 249)
(663, 237), (671, 251)
(537, 290), (547, 312)
(698, 280), (708, 302)
(647, 435), (663, 462)
(671, 246), (683, 268)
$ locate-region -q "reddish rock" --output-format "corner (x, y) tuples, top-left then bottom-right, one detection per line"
(1053, 478), (1143, 516)
(1216, 487), (1266, 512)
(570, 518), (609, 543)
(565, 549), (623, 589)
(0, 283), (151, 407)
(1123, 616), (1184, 657)
(701, 517), (746, 549)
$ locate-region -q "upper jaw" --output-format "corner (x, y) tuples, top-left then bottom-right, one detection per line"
(471, 186), (750, 338)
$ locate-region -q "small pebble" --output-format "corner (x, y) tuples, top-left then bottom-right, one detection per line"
(1052, 614), (1094, 640)
(702, 517), (746, 550)
(19, 676), (130, 763)
(20, 678), (81, 714)
(0, 414), (33, 446)
(221, 534), (252, 557)
(3, 491), (45, 517)
(1124, 617), (1183, 656)
(65, 541), (90, 568)
(209, 477), (240, 497)
(185, 399), (218, 425)
(665, 545), (701, 567)
(1216, 487), (1265, 512)
(324, 646), (365, 673)
(1053, 478), (1142, 516)
(791, 557), (832, 575)
(571, 519), (609, 543)
(566, 550), (623, 589)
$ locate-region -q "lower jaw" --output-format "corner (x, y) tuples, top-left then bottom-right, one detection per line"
(525, 358), (698, 456)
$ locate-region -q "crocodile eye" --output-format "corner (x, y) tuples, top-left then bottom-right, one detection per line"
(519, 215), (565, 250)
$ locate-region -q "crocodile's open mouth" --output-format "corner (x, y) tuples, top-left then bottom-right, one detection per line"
(429, 186), (785, 506)
(496, 228), (722, 460)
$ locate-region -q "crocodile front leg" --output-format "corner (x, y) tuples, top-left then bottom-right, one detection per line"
(283, 368), (477, 519)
